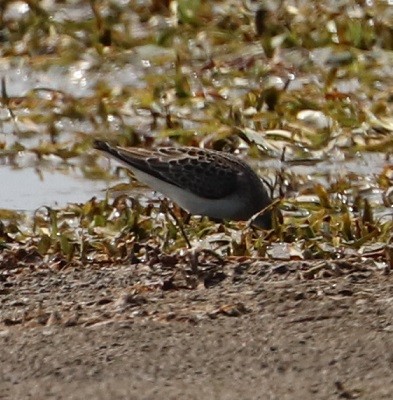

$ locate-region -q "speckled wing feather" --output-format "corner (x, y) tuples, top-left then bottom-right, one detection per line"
(94, 141), (239, 199)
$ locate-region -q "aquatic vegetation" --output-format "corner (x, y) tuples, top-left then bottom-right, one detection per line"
(0, 0), (392, 272)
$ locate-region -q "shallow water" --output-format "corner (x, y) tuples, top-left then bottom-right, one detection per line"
(1, 166), (104, 211)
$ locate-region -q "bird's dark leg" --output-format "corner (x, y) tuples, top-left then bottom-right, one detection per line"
(161, 200), (192, 249)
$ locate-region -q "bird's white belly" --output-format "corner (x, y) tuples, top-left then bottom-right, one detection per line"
(132, 169), (242, 219)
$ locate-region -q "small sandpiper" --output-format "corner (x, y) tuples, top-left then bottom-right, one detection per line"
(94, 140), (272, 229)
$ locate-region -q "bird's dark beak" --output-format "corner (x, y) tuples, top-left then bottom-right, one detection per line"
(250, 209), (273, 230)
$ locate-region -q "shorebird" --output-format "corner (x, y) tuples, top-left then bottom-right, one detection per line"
(94, 140), (272, 229)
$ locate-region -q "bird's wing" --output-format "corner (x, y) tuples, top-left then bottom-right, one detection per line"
(95, 141), (239, 199)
